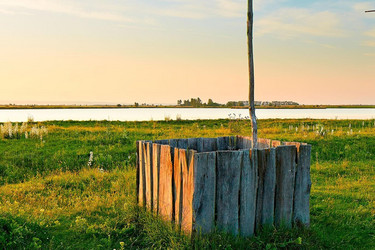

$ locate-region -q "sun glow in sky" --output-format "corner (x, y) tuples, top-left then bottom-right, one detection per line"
(0, 0), (374, 105)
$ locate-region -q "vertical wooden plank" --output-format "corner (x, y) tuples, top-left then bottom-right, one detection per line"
(256, 149), (265, 230)
(261, 148), (276, 227)
(217, 136), (229, 150)
(159, 145), (174, 221)
(144, 142), (153, 211)
(197, 138), (217, 152)
(138, 141), (146, 207)
(236, 136), (242, 149)
(193, 152), (216, 234)
(236, 136), (252, 149)
(136, 141), (140, 205)
(256, 148), (276, 230)
(181, 150), (195, 233)
(283, 141), (301, 149)
(216, 151), (242, 235)
(155, 139), (169, 145)
(152, 144), (161, 214)
(240, 149), (258, 237)
(188, 138), (198, 150)
(275, 145), (297, 229)
(229, 136), (236, 150)
(197, 138), (203, 152)
(174, 148), (183, 227)
(271, 140), (281, 148)
(293, 144), (312, 227)
(177, 139), (188, 149)
(205, 138), (217, 152)
(169, 139), (178, 148)
(258, 138), (271, 149)
(169, 139), (178, 164)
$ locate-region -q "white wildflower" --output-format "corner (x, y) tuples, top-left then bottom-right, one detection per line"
(88, 151), (94, 167)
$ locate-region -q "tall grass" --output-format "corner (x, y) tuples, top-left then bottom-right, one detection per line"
(0, 121), (48, 140)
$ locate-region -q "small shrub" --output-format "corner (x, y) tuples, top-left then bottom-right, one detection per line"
(228, 113), (250, 134)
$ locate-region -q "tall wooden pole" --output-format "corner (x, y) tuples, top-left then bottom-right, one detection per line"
(247, 0), (258, 148)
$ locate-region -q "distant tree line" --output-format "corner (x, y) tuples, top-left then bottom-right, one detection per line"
(131, 98), (299, 108)
(226, 101), (247, 107)
(177, 98), (249, 107)
(177, 98), (299, 107)
(177, 98), (222, 107)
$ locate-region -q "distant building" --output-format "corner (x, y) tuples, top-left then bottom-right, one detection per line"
(271, 101), (299, 106)
(228, 100), (299, 107)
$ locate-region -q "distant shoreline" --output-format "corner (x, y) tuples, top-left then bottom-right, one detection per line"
(0, 105), (374, 110)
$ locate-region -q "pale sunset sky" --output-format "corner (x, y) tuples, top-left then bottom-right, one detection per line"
(0, 0), (374, 105)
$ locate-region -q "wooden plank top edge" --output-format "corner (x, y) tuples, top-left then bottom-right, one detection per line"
(143, 137), (311, 149)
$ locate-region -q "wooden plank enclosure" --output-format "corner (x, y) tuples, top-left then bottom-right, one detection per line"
(137, 136), (312, 236)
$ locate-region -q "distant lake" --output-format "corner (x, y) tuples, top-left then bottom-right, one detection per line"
(0, 108), (374, 122)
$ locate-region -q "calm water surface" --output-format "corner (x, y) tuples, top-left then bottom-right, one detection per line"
(0, 108), (374, 122)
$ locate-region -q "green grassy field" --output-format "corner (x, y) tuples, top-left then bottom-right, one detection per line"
(0, 119), (374, 249)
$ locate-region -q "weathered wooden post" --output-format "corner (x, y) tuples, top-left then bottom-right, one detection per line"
(248, 0), (258, 148)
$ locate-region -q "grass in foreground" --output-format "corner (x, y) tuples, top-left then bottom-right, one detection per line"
(0, 119), (374, 249)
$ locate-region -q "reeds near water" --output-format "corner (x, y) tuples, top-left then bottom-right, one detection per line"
(0, 121), (48, 140)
